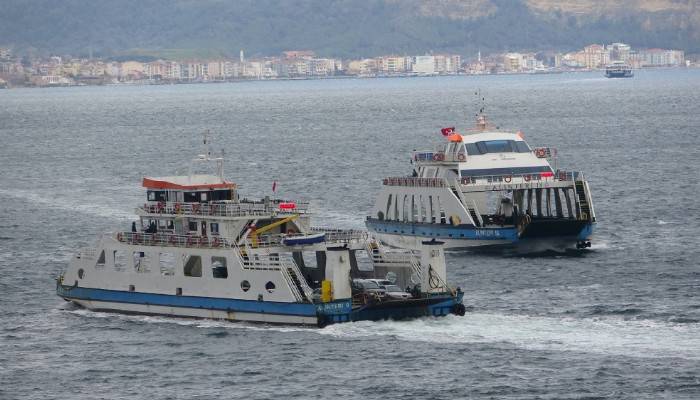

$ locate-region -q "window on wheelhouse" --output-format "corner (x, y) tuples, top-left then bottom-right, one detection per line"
(210, 222), (219, 235)
(183, 255), (202, 277)
(466, 140), (531, 155)
(211, 256), (228, 279)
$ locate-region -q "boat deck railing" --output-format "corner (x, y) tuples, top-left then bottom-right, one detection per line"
(381, 177), (447, 188)
(309, 227), (369, 243)
(460, 169), (584, 185)
(139, 200), (309, 218)
(115, 231), (233, 248)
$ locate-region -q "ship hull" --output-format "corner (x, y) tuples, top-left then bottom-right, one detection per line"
(367, 218), (594, 250)
(57, 282), (463, 327)
(605, 71), (633, 78)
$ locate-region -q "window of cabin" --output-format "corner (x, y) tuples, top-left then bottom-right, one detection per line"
(183, 255), (202, 277)
(159, 252), (176, 276)
(147, 191), (166, 201)
(210, 223), (219, 235)
(113, 250), (126, 271)
(211, 256), (228, 279)
(188, 221), (198, 232)
(184, 192), (198, 202)
(133, 251), (150, 273)
(200, 192), (208, 202)
(96, 250), (105, 269)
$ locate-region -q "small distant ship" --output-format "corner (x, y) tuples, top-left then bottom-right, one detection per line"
(366, 112), (596, 251)
(57, 134), (465, 327)
(605, 62), (633, 78)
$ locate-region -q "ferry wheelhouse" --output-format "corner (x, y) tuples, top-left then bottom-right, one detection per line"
(57, 139), (464, 326)
(366, 115), (596, 251)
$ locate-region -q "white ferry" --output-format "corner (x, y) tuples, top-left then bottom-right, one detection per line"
(57, 137), (465, 326)
(366, 114), (596, 251)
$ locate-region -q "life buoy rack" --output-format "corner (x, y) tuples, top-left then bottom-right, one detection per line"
(457, 153), (466, 162)
(535, 148), (547, 158)
(504, 175), (512, 183)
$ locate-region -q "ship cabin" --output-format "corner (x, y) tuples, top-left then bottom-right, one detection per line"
(128, 172), (310, 250)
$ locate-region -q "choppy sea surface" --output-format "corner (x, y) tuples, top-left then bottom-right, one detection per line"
(1, 70), (700, 399)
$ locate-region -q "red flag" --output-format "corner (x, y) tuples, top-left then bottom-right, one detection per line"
(441, 127), (455, 136)
(272, 181), (277, 192)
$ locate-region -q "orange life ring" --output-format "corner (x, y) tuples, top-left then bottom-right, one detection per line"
(457, 153), (466, 162)
(504, 175), (512, 183)
(524, 174), (531, 182)
(535, 148), (546, 158)
(433, 153), (444, 161)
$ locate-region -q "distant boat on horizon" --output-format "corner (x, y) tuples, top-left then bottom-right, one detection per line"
(605, 61), (634, 78)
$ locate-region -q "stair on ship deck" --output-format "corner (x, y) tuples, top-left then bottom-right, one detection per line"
(286, 267), (309, 302)
(574, 181), (591, 220)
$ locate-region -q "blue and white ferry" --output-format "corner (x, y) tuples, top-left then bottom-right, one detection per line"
(366, 114), (596, 251)
(57, 137), (464, 326)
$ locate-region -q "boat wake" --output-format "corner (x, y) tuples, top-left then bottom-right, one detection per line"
(319, 312), (700, 360)
(62, 305), (700, 360)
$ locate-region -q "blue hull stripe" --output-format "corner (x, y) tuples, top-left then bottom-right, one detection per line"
(57, 286), (318, 317)
(366, 219), (518, 241)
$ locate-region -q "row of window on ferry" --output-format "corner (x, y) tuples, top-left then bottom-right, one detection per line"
(444, 140), (531, 156)
(88, 251), (277, 293)
(147, 189), (235, 203)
